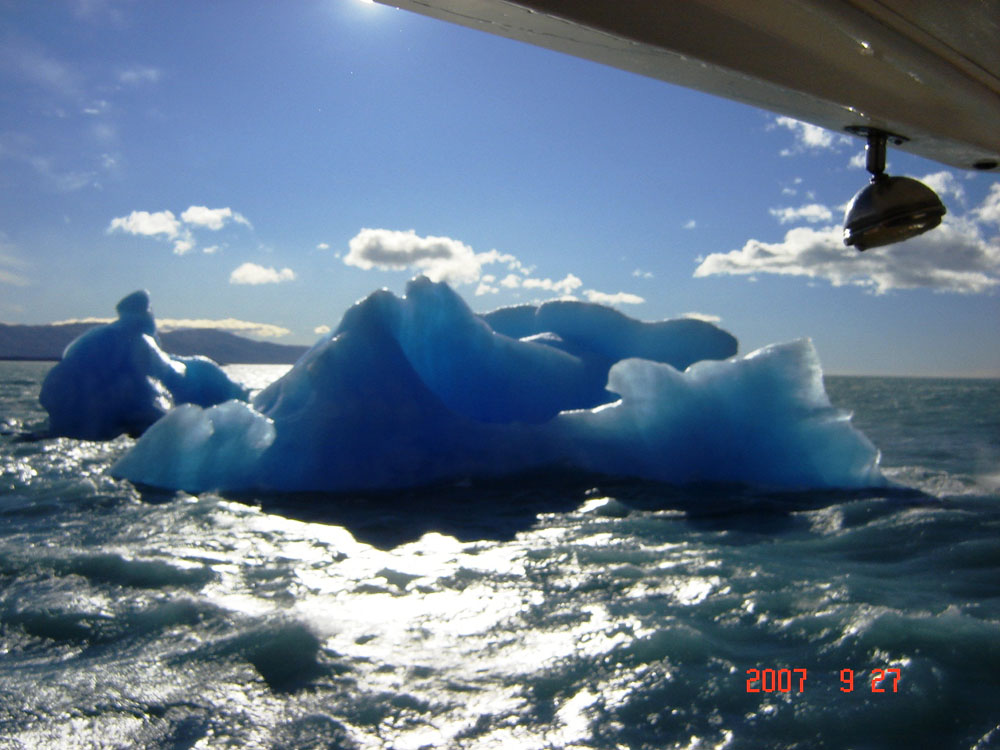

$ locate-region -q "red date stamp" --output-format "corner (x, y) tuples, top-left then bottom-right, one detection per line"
(745, 668), (901, 693)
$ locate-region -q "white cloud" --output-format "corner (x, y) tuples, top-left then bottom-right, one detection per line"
(345, 228), (482, 283)
(681, 311), (722, 323)
(180, 205), (251, 230)
(475, 248), (533, 275)
(108, 210), (180, 238)
(849, 150), (867, 169)
(83, 100), (109, 116)
(314, 324), (331, 335)
(229, 262), (296, 285)
(498, 272), (583, 297)
(316, 242), (330, 250)
(683, 219), (697, 230)
(919, 171), (965, 204)
(694, 217), (1000, 294)
(202, 245), (219, 254)
(108, 206), (252, 254)
(632, 268), (654, 279)
(172, 232), (195, 255)
(977, 183), (1000, 226)
(344, 227), (647, 305)
(344, 228), (539, 287)
(582, 289), (645, 305)
(769, 203), (834, 224)
(773, 116), (851, 155)
(781, 176), (805, 195)
(522, 273), (583, 295)
(475, 273), (500, 295)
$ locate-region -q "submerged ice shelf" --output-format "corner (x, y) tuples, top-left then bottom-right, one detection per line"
(40, 290), (248, 440)
(109, 278), (884, 492)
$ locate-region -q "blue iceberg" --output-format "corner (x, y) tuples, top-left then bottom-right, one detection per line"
(41, 290), (248, 440)
(111, 277), (884, 492)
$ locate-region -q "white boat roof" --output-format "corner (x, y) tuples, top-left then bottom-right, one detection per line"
(378, 0), (1000, 172)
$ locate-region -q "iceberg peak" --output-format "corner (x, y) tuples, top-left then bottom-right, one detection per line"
(114, 289), (156, 334)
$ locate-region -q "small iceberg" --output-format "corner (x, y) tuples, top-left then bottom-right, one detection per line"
(40, 290), (248, 440)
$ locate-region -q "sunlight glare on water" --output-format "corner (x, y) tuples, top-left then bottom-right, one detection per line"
(163, 492), (744, 749)
(1, 364), (998, 749)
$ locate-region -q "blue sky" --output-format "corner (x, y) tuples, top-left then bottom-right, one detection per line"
(1, 0), (998, 376)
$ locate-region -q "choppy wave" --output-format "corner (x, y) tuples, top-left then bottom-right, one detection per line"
(1, 363), (998, 749)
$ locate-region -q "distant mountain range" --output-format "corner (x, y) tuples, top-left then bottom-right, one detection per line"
(0, 323), (310, 365)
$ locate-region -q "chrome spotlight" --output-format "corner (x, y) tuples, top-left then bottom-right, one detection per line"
(843, 128), (946, 251)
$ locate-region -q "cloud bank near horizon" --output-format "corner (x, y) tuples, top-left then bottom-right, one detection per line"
(52, 315), (291, 339)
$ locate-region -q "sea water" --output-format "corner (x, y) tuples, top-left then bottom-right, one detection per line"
(1, 361), (998, 749)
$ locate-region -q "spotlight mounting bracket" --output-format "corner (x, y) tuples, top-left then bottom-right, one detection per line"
(844, 126), (908, 146)
(846, 127), (908, 182)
